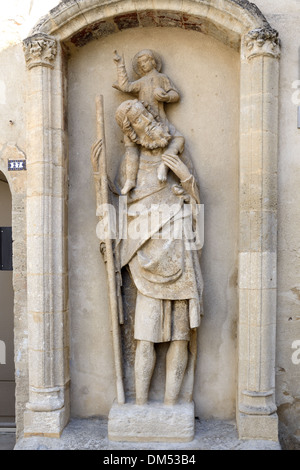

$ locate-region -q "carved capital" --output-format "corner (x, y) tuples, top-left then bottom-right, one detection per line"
(23, 33), (57, 70)
(244, 27), (281, 60)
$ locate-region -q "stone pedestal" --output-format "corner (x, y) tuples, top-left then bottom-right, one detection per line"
(24, 407), (69, 438)
(108, 401), (195, 443)
(238, 413), (279, 441)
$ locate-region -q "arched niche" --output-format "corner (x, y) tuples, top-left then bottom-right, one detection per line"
(21, 0), (280, 441)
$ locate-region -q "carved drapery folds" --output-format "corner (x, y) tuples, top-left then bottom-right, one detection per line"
(23, 33), (57, 69)
(244, 27), (281, 60)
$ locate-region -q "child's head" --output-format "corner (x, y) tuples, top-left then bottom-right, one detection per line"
(133, 49), (162, 76)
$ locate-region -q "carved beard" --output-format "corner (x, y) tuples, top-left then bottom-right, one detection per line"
(138, 122), (171, 149)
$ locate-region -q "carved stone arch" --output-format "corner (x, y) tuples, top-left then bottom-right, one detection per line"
(22, 0), (280, 441)
(29, 0), (272, 46)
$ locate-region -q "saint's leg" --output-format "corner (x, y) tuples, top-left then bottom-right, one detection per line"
(135, 340), (156, 405)
(164, 340), (188, 405)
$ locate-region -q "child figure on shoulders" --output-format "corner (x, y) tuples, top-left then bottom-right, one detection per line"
(113, 49), (184, 194)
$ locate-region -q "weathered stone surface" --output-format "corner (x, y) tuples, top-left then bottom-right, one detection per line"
(24, 406), (69, 438)
(15, 417), (281, 450)
(244, 26), (280, 60)
(108, 402), (195, 442)
(70, 21), (117, 47)
(23, 33), (57, 69)
(238, 412), (279, 441)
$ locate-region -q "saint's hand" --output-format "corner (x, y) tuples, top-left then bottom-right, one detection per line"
(161, 153), (191, 182)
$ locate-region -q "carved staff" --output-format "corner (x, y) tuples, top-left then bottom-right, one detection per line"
(94, 94), (125, 405)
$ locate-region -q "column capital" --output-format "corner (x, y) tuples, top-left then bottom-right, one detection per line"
(23, 33), (57, 70)
(243, 27), (281, 60)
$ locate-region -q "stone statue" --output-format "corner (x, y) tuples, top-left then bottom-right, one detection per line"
(91, 51), (203, 440)
(114, 98), (203, 406)
(113, 49), (184, 193)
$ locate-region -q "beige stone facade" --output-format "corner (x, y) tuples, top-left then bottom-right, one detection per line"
(0, 0), (299, 449)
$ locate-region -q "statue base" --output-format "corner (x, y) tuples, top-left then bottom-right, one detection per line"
(108, 401), (195, 442)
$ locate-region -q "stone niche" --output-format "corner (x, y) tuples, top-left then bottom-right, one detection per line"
(19, 0), (280, 445)
(68, 25), (240, 422)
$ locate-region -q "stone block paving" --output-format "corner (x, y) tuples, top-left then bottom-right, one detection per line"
(13, 418), (281, 450)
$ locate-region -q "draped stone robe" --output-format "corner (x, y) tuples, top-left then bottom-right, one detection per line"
(117, 144), (203, 343)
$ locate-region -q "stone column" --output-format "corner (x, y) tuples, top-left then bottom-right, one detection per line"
(238, 27), (280, 440)
(22, 33), (69, 437)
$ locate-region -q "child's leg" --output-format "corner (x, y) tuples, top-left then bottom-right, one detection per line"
(121, 149), (139, 194)
(157, 162), (168, 182)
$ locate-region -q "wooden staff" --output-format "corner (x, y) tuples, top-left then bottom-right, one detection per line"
(95, 95), (125, 405)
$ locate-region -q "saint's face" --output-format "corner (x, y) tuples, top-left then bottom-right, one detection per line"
(127, 105), (155, 138)
(137, 54), (155, 74)
(127, 104), (171, 150)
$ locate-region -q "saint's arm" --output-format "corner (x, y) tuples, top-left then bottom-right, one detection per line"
(180, 174), (200, 205)
(161, 153), (200, 204)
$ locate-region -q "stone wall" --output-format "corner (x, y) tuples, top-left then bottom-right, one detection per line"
(0, 145), (27, 438)
(252, 0), (300, 448)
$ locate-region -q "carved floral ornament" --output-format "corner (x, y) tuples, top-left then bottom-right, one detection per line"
(23, 34), (57, 69)
(244, 26), (281, 60)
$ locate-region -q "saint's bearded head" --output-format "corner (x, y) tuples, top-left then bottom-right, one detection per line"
(115, 99), (171, 149)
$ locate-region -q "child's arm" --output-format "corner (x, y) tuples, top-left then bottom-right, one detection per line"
(154, 87), (180, 103)
(113, 50), (140, 94)
(154, 74), (180, 103)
